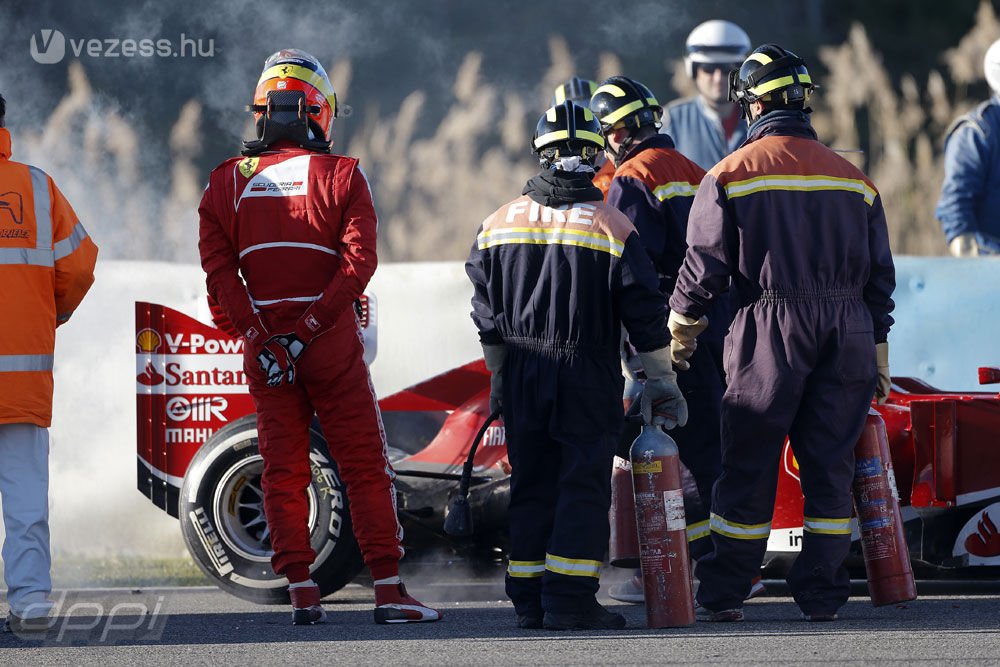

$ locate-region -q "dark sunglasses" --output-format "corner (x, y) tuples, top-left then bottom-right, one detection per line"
(698, 62), (740, 75)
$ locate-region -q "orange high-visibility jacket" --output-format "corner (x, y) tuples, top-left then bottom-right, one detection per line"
(0, 127), (98, 427)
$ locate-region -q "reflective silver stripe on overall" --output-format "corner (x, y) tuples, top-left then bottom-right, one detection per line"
(0, 167), (53, 267)
(0, 354), (54, 372)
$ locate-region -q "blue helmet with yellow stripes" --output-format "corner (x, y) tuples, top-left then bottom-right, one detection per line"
(551, 77), (598, 106)
(590, 76), (662, 167)
(729, 44), (814, 119)
(532, 101), (605, 170)
(589, 76), (662, 134)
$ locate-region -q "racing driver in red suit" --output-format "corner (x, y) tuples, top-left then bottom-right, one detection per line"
(198, 48), (440, 626)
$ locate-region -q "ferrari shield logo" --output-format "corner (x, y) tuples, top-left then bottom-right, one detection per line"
(783, 442), (800, 481)
(238, 157), (260, 179)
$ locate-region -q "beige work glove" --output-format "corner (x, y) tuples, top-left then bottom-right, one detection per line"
(949, 233), (980, 257)
(638, 347), (688, 429)
(667, 310), (709, 371)
(875, 342), (891, 404)
(482, 344), (506, 414)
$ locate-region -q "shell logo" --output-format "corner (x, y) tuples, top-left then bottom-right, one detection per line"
(136, 328), (162, 353)
(783, 442), (800, 481)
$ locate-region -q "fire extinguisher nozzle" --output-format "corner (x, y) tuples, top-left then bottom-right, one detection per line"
(443, 493), (474, 536)
(444, 410), (500, 538)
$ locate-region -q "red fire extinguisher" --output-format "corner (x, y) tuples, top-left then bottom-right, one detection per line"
(852, 408), (918, 606)
(609, 379), (646, 567)
(630, 424), (695, 628)
(609, 456), (640, 567)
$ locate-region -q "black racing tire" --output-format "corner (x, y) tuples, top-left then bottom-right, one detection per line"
(179, 414), (363, 604)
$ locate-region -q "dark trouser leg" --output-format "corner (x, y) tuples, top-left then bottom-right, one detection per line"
(541, 356), (621, 613)
(504, 351), (559, 617)
(541, 430), (617, 613)
(786, 340), (874, 615)
(695, 388), (792, 610)
(672, 335), (725, 561)
(505, 425), (559, 617)
(695, 305), (803, 611)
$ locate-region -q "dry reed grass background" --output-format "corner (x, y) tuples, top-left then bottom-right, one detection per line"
(13, 2), (1000, 263)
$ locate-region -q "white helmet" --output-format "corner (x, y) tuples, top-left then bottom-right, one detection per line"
(684, 20), (751, 78)
(985, 38), (1000, 94)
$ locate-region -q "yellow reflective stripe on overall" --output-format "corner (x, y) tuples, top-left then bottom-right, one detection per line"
(653, 181), (699, 201)
(710, 513), (772, 540)
(545, 553), (602, 578)
(803, 516), (853, 535)
(687, 519), (710, 542)
(724, 174), (876, 206)
(477, 227), (624, 258)
(507, 560), (545, 578)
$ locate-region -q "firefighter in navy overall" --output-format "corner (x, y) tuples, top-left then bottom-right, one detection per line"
(669, 44), (896, 622)
(466, 101), (687, 630)
(590, 76), (737, 602)
(198, 49), (440, 626)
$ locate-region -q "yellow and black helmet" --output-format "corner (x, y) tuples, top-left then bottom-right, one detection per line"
(729, 44), (814, 117)
(589, 76), (662, 133)
(532, 101), (605, 168)
(552, 77), (598, 106)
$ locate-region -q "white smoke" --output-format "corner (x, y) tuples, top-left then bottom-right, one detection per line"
(0, 260), (481, 561)
(0, 0), (703, 571)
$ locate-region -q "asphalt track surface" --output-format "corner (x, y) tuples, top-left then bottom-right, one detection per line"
(3, 575), (1000, 665)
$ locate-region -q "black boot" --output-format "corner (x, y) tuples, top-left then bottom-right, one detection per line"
(517, 613), (543, 629)
(542, 600), (626, 630)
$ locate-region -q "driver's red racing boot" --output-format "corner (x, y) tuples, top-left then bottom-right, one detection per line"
(373, 577), (442, 624)
(289, 582), (327, 625)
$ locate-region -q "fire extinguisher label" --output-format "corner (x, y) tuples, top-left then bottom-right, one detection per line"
(886, 465), (900, 501)
(861, 522), (897, 559)
(854, 455), (898, 560)
(634, 460), (663, 474)
(862, 515), (892, 530)
(613, 456), (632, 471)
(663, 488), (686, 532)
(856, 456), (882, 477)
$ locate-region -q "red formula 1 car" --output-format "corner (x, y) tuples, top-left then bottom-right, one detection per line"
(135, 298), (507, 603)
(135, 299), (1000, 603)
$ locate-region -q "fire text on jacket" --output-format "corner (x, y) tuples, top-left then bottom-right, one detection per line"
(504, 201), (597, 225)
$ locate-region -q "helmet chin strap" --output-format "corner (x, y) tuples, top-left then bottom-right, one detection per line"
(605, 130), (638, 168)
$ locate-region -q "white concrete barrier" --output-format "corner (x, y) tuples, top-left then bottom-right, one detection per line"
(15, 256), (1000, 559)
(889, 257), (1000, 392)
(37, 260), (482, 558)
